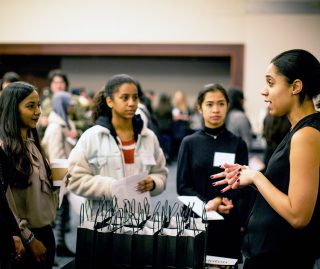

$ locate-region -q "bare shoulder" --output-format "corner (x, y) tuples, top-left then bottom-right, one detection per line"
(292, 126), (320, 153)
(293, 126), (320, 142)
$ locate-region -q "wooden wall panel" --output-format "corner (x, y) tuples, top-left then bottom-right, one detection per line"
(0, 43), (244, 88)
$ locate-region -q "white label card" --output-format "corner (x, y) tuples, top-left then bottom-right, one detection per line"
(206, 255), (238, 266)
(213, 152), (235, 167)
(177, 196), (224, 220)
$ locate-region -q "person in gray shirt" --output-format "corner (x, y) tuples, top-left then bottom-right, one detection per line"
(226, 88), (253, 150)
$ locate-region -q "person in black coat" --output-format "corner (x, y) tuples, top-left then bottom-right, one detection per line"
(177, 83), (251, 263)
(0, 148), (25, 268)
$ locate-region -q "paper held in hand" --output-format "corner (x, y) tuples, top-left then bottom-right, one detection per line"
(111, 171), (151, 210)
(177, 196), (224, 220)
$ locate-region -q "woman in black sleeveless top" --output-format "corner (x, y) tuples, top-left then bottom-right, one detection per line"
(211, 49), (320, 269)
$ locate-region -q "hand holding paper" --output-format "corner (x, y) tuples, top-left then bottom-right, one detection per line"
(111, 172), (151, 210)
(136, 175), (155, 193)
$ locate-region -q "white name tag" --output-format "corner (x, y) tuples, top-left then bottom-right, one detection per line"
(213, 152), (235, 167)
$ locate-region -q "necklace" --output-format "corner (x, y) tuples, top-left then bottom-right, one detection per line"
(204, 126), (225, 139)
(205, 130), (224, 139)
(204, 125), (225, 139)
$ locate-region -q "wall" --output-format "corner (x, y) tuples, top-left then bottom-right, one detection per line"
(63, 57), (230, 108)
(1, 0), (320, 133)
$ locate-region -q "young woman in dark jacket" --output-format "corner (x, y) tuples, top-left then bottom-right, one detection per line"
(177, 83), (252, 262)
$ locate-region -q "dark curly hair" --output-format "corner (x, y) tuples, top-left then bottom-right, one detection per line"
(91, 74), (138, 123)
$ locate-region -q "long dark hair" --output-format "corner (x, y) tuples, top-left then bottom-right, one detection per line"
(91, 74), (138, 123)
(227, 87), (244, 112)
(0, 82), (52, 188)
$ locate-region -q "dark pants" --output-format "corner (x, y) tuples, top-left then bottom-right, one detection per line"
(55, 194), (70, 247)
(206, 220), (242, 260)
(13, 225), (55, 269)
(243, 253), (315, 269)
(0, 235), (15, 269)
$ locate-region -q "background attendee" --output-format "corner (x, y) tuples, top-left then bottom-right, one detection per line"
(262, 112), (291, 169)
(0, 150), (25, 268)
(67, 74), (168, 209)
(212, 49), (320, 269)
(38, 69), (70, 138)
(155, 93), (174, 163)
(135, 80), (161, 141)
(39, 69), (86, 138)
(39, 70), (80, 260)
(189, 100), (203, 132)
(0, 82), (58, 269)
(226, 88), (253, 151)
(70, 88), (93, 134)
(177, 83), (250, 262)
(171, 90), (192, 160)
(0, 71), (20, 93)
(143, 89), (157, 115)
(42, 69), (69, 114)
(41, 91), (78, 258)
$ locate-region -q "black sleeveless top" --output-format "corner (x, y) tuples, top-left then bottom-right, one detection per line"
(242, 113), (320, 260)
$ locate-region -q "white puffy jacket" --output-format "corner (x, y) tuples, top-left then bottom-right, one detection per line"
(67, 124), (168, 200)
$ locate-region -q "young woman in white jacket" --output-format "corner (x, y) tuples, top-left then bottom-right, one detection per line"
(67, 74), (168, 208)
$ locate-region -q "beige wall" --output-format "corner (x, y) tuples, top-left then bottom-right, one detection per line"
(1, 0), (320, 133)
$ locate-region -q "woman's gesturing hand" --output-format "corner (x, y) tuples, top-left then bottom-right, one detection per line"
(210, 163), (256, 193)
